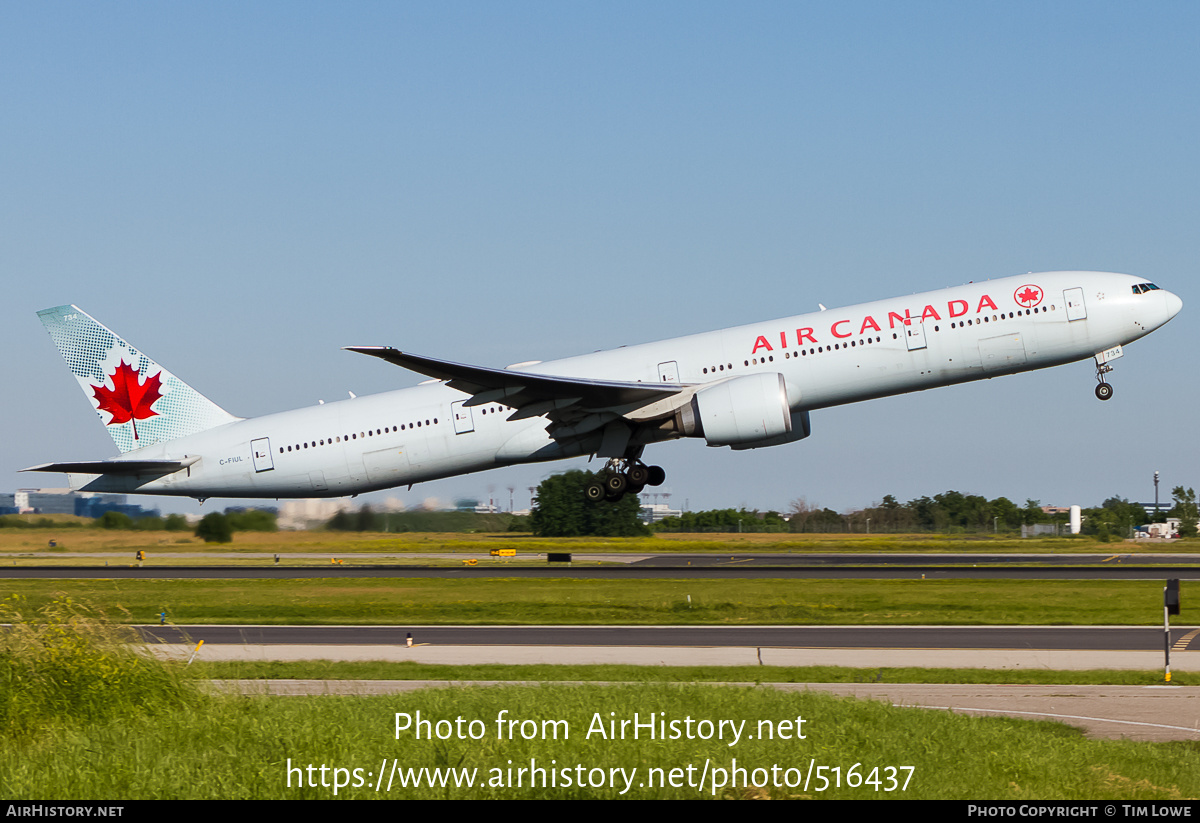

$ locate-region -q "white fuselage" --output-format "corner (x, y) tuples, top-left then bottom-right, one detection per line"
(73, 271), (1180, 499)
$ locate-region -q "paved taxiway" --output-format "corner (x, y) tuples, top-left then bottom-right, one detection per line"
(138, 623), (1199, 653)
(143, 623), (1200, 670)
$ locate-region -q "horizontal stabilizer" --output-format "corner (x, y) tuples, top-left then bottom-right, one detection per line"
(21, 457), (199, 475)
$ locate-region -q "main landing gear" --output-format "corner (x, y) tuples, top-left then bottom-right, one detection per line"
(586, 459), (666, 502)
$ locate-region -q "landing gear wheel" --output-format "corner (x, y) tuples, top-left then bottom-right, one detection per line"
(627, 464), (650, 487)
(604, 472), (628, 499)
(1095, 382), (1113, 401)
(585, 483), (606, 502)
(647, 465), (666, 487)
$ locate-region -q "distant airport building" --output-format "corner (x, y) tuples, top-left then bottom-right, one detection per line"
(2, 488), (156, 519)
(1137, 520), (1181, 539)
(277, 498), (355, 530)
(640, 502), (682, 524)
(224, 505), (279, 516)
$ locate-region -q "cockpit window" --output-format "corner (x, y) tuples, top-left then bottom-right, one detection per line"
(1132, 283), (1161, 294)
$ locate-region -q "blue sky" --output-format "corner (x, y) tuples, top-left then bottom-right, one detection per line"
(3, 2), (1198, 516)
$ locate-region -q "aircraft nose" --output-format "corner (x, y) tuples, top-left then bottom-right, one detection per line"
(1164, 289), (1183, 320)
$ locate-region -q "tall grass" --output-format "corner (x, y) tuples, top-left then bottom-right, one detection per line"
(0, 595), (201, 738)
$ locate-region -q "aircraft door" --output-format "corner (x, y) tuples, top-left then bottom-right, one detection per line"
(1064, 288), (1087, 321)
(451, 400), (475, 434)
(251, 437), (274, 472)
(904, 321), (928, 351)
(657, 361), (680, 382)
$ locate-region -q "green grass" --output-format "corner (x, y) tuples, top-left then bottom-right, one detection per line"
(0, 577), (1187, 625)
(6, 683), (1200, 799)
(0, 595), (202, 739)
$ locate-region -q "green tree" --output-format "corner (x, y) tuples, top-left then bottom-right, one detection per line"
(225, 509), (278, 532)
(530, 470), (650, 537)
(854, 494), (915, 533)
(786, 501), (845, 533)
(1170, 486), (1198, 538)
(1022, 499), (1047, 526)
(95, 511), (134, 530)
(654, 508), (787, 533)
(327, 510), (354, 531)
(355, 504), (377, 532)
(195, 512), (233, 543)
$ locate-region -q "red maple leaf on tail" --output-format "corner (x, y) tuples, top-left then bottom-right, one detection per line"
(91, 361), (163, 441)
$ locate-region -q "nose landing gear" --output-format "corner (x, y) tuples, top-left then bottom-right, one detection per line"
(586, 458), (666, 502)
(1095, 362), (1114, 401)
(1092, 349), (1122, 401)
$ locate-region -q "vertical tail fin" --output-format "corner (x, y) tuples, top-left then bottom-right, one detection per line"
(38, 305), (239, 453)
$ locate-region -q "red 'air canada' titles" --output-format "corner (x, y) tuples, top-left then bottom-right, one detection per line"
(750, 294), (1000, 354)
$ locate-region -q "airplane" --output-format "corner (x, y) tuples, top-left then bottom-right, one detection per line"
(23, 271), (1182, 503)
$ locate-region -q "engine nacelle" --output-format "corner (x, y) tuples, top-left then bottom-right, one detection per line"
(729, 409), (811, 450)
(674, 372), (795, 448)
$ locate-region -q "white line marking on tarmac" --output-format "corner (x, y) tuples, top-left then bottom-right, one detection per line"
(911, 705), (1200, 735)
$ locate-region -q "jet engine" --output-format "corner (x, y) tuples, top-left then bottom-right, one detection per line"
(671, 372), (801, 448)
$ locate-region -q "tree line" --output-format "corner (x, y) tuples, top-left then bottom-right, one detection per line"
(524, 471), (1199, 538)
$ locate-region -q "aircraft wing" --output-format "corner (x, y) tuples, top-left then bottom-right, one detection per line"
(344, 347), (685, 411)
(21, 458), (200, 475)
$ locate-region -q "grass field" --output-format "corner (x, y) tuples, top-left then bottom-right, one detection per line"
(2, 528), (1195, 556)
(7, 680), (1199, 799)
(0, 577), (1183, 625)
(3, 546), (1197, 800)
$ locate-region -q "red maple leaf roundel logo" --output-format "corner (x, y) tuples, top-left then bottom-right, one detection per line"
(1014, 284), (1043, 308)
(91, 362), (163, 441)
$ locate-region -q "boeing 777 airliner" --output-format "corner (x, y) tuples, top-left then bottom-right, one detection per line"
(24, 271), (1181, 502)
